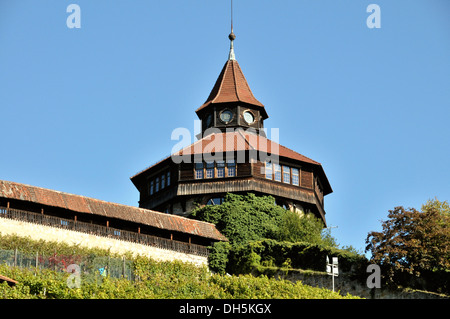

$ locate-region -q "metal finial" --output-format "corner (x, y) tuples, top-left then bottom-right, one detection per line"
(228, 0), (236, 60)
(231, 0), (233, 33)
(228, 33), (236, 60)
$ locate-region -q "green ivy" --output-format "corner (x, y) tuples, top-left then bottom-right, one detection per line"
(212, 239), (368, 279)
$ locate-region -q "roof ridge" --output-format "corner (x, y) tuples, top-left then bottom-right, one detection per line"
(231, 60), (240, 102)
(234, 60), (259, 103)
(210, 60), (228, 104)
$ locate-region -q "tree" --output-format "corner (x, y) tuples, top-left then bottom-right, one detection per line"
(275, 209), (326, 245)
(365, 199), (450, 286)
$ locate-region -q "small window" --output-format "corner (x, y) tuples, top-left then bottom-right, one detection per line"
(227, 160), (236, 177)
(207, 197), (224, 205)
(274, 164), (281, 182)
(161, 174), (165, 189)
(283, 166), (290, 184)
(292, 168), (299, 186)
(60, 220), (69, 226)
(217, 161), (225, 178)
(149, 180), (154, 195)
(167, 171), (171, 186)
(206, 162), (214, 178)
(265, 162), (273, 179)
(195, 163), (204, 179)
(113, 230), (121, 236)
(155, 177), (160, 192)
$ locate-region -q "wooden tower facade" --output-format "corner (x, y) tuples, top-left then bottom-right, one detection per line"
(131, 30), (332, 225)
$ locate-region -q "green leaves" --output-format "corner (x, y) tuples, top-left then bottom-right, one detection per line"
(0, 257), (358, 299)
(195, 193), (345, 277)
(220, 239), (367, 276)
(365, 198), (450, 292)
(192, 193), (333, 246)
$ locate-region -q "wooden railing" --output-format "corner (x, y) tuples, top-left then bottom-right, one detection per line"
(0, 207), (209, 257)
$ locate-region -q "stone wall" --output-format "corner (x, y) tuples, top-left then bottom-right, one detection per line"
(0, 218), (207, 267)
(259, 268), (448, 299)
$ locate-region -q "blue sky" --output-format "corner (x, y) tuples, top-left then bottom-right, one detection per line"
(1, 0), (449, 253)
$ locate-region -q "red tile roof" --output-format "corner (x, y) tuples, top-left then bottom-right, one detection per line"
(169, 130), (332, 195)
(174, 130), (321, 166)
(0, 180), (227, 241)
(196, 60), (265, 114)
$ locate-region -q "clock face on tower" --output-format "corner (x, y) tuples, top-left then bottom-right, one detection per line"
(219, 110), (233, 124)
(243, 111), (254, 124)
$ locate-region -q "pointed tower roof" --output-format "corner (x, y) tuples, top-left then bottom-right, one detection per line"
(196, 59), (264, 110)
(195, 31), (267, 119)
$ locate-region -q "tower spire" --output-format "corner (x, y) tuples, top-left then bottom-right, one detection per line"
(228, 0), (236, 60)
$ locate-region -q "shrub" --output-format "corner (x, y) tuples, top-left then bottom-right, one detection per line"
(207, 241), (231, 274)
(224, 239), (368, 278)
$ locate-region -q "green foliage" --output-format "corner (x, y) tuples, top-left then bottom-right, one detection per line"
(192, 193), (284, 244)
(196, 193), (345, 276)
(0, 264), (358, 299)
(275, 209), (326, 244)
(0, 236), (358, 299)
(223, 239), (368, 277)
(207, 241), (231, 275)
(209, 274), (359, 299)
(365, 198), (450, 293)
(192, 193), (336, 247)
